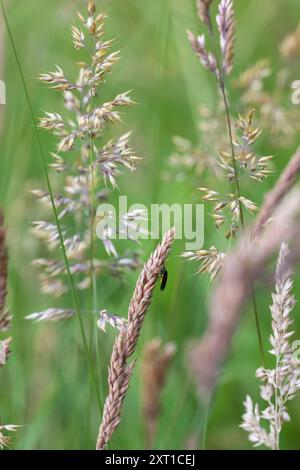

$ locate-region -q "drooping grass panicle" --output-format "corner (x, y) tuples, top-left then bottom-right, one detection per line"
(185, 2), (269, 272)
(183, 110), (271, 277)
(241, 243), (300, 450)
(96, 228), (176, 450)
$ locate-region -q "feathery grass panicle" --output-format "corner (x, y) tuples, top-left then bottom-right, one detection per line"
(142, 338), (176, 448)
(31, 1), (143, 306)
(96, 228), (176, 450)
(241, 243), (300, 449)
(182, 247), (226, 280)
(185, 2), (270, 277)
(183, 110), (270, 277)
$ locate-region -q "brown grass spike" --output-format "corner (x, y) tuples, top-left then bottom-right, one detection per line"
(96, 228), (176, 450)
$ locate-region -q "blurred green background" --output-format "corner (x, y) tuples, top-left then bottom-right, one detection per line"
(1, 0), (300, 450)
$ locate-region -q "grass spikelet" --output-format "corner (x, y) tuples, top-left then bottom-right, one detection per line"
(186, 0), (267, 364)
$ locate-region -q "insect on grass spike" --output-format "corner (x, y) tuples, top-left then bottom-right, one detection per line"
(160, 265), (168, 291)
